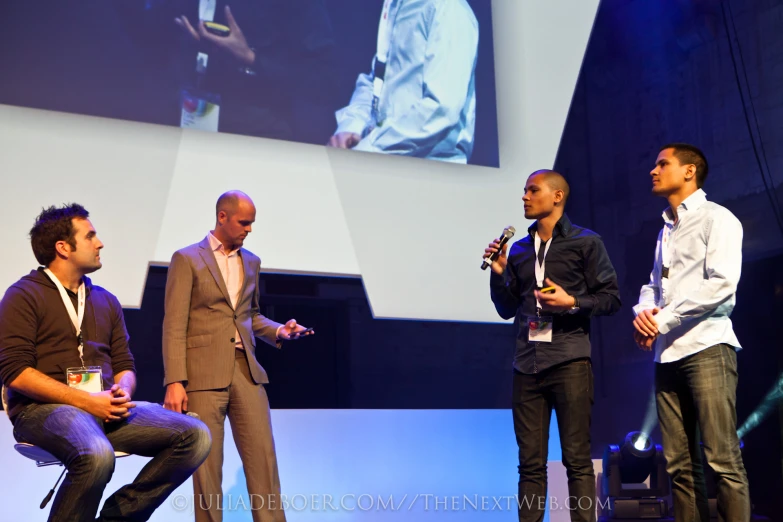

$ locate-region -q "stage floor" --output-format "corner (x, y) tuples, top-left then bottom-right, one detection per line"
(2, 409), (607, 521)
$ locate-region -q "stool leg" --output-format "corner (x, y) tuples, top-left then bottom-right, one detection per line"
(41, 466), (67, 509)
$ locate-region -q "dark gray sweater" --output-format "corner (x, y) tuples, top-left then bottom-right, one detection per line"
(0, 268), (136, 421)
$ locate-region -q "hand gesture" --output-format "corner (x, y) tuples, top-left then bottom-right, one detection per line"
(534, 278), (575, 313)
(278, 319), (314, 340)
(327, 132), (362, 149)
(175, 6), (255, 65)
(163, 382), (188, 414)
(85, 389), (136, 423)
(633, 308), (660, 351)
(483, 239), (508, 275)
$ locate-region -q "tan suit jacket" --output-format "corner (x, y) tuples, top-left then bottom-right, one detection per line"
(162, 237), (281, 391)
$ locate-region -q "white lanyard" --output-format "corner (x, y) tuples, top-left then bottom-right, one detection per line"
(659, 221), (676, 301)
(199, 0), (216, 22)
(533, 232), (553, 310)
(44, 269), (87, 367)
(660, 222), (674, 270)
(195, 0), (217, 73)
(372, 0), (397, 124)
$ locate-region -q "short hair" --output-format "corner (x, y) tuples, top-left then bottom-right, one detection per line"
(216, 190), (252, 218)
(29, 204), (90, 266)
(660, 143), (709, 188)
(529, 169), (570, 203)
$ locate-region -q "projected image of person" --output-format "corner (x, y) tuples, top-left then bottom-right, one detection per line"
(172, 0), (338, 143)
(632, 144), (750, 522)
(327, 0), (478, 163)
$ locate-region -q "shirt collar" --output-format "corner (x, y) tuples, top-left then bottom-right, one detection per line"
(207, 232), (240, 256)
(527, 213), (572, 239)
(662, 189), (707, 224)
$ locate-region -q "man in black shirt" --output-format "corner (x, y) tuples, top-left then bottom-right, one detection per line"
(485, 170), (621, 522)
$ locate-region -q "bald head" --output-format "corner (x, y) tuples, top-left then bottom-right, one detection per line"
(529, 170), (570, 204)
(213, 190), (256, 250)
(216, 190), (254, 219)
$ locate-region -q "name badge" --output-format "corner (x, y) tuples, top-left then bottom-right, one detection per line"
(180, 88), (221, 132)
(66, 366), (103, 393)
(528, 316), (553, 343)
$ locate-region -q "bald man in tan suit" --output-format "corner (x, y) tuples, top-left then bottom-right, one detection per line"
(163, 191), (312, 522)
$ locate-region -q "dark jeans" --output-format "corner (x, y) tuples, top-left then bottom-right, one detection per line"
(12, 401), (212, 522)
(512, 358), (595, 522)
(655, 344), (750, 522)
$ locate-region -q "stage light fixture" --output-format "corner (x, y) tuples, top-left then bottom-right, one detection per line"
(602, 431), (670, 519)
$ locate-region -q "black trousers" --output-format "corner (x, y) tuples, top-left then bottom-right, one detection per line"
(512, 358), (595, 522)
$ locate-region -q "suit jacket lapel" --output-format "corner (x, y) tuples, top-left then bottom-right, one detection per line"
(198, 238), (234, 308)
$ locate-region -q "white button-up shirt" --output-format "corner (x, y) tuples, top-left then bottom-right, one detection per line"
(633, 189), (743, 363)
(334, 0), (478, 163)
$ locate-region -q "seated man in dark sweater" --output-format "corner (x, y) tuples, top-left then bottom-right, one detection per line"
(0, 203), (211, 522)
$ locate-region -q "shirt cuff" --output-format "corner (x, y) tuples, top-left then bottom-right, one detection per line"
(573, 294), (592, 315)
(653, 307), (679, 335)
(632, 303), (656, 317)
(275, 325), (284, 339)
(335, 118), (369, 138)
(351, 137), (378, 153)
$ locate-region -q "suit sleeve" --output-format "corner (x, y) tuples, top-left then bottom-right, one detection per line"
(162, 251), (193, 386)
(250, 257), (283, 348)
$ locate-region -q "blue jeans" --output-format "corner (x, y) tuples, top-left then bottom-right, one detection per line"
(655, 344), (750, 522)
(12, 401), (212, 522)
(512, 358), (595, 522)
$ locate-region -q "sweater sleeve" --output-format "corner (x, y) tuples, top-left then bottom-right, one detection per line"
(0, 285), (39, 387)
(107, 293), (136, 376)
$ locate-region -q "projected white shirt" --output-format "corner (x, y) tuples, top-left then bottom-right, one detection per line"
(334, 0), (478, 163)
(633, 189), (743, 363)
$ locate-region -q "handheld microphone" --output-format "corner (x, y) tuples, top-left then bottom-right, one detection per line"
(481, 226), (516, 270)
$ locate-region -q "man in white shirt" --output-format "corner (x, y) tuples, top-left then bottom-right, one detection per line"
(632, 143), (750, 522)
(327, 0), (478, 163)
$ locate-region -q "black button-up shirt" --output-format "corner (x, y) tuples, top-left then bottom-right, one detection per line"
(490, 214), (621, 374)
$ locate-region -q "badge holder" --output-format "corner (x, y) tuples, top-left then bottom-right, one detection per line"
(528, 311), (553, 343)
(66, 366), (103, 393)
(180, 52), (221, 132)
(180, 88), (221, 132)
(531, 232), (554, 344)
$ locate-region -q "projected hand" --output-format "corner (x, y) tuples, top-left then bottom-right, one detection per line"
(175, 6), (255, 66)
(483, 239), (508, 275)
(327, 132), (362, 149)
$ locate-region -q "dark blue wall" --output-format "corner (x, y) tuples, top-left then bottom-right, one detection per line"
(554, 0), (783, 517)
